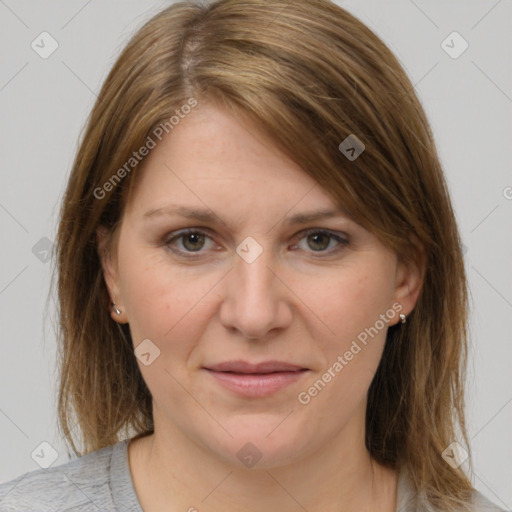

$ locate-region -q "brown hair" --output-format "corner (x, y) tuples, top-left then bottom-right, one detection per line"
(55, 0), (473, 509)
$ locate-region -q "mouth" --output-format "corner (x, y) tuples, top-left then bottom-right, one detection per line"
(204, 360), (308, 374)
(202, 360), (309, 397)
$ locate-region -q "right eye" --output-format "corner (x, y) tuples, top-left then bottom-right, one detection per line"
(164, 229), (217, 256)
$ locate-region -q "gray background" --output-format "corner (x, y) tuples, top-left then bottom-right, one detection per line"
(0, 0), (511, 509)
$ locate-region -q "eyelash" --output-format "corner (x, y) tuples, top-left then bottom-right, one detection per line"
(163, 228), (349, 258)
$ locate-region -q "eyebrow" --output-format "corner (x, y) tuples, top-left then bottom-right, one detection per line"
(142, 205), (350, 227)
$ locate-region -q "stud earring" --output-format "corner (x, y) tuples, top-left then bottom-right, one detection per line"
(112, 303), (122, 316)
(399, 313), (407, 324)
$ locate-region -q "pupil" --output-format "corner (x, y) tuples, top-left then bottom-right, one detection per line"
(308, 233), (329, 251)
(184, 233), (204, 251)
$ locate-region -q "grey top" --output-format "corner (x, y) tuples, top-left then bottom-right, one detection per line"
(0, 439), (506, 511)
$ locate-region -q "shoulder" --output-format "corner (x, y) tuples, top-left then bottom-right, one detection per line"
(0, 441), (123, 512)
(397, 470), (507, 512)
(470, 489), (508, 512)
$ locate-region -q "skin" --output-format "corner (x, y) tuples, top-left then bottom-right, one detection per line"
(98, 102), (423, 512)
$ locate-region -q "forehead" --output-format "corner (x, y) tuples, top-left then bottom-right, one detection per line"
(124, 102), (345, 221)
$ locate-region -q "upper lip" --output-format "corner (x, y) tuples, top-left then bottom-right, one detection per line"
(204, 360), (308, 374)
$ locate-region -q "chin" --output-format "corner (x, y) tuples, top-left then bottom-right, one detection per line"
(203, 419), (312, 470)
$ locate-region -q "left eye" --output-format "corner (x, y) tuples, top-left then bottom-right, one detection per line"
(292, 229), (349, 255)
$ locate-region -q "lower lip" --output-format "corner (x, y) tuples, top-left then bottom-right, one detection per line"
(204, 369), (308, 397)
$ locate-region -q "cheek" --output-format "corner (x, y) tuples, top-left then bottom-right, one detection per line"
(319, 262), (395, 404)
(290, 259), (395, 347)
(117, 243), (219, 345)
(117, 249), (224, 403)
(291, 258), (396, 406)
(295, 275), (393, 426)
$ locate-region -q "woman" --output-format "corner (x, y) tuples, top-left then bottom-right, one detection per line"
(0, 1), (504, 511)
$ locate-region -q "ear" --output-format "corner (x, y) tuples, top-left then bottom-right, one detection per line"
(96, 225), (128, 324)
(391, 241), (426, 325)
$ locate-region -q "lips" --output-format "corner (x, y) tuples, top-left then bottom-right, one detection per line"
(203, 360), (309, 397)
(204, 360), (307, 374)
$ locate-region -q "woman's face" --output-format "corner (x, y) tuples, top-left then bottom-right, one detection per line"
(100, 102), (421, 469)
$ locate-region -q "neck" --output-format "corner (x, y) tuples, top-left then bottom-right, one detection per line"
(128, 406), (398, 512)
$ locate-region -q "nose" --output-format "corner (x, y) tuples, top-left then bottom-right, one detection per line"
(219, 244), (293, 340)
